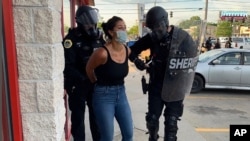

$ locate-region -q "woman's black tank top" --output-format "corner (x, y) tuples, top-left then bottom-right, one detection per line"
(95, 46), (129, 85)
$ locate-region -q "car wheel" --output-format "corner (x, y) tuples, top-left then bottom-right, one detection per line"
(191, 75), (204, 93)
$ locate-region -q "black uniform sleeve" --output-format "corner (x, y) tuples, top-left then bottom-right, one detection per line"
(62, 30), (87, 88)
(129, 34), (152, 61)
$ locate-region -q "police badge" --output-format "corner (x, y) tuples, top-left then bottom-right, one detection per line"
(64, 39), (73, 49)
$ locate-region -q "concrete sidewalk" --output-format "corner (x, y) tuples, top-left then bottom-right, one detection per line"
(82, 69), (206, 141)
(113, 71), (206, 141)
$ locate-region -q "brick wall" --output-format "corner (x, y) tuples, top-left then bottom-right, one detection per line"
(13, 0), (65, 140)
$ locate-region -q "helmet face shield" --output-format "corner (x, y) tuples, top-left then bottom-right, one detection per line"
(150, 20), (168, 41)
(76, 9), (98, 26)
(76, 8), (100, 38)
(145, 6), (169, 41)
(146, 6), (169, 31)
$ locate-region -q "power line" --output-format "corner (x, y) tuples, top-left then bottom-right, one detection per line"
(211, 0), (250, 3)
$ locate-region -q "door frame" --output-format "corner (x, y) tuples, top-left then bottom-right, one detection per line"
(2, 0), (23, 140)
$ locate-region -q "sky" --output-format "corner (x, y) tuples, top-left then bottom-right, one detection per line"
(63, 0), (250, 28)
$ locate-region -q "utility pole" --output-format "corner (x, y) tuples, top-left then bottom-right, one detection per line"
(138, 3), (145, 37)
(204, 0), (208, 21)
(199, 0), (209, 53)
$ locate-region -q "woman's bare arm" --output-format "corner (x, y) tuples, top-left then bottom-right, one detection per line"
(86, 47), (107, 83)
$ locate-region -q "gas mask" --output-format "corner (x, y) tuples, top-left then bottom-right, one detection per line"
(150, 20), (169, 42)
(85, 26), (99, 38)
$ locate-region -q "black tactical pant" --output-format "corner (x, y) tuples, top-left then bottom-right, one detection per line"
(67, 80), (100, 141)
(146, 82), (183, 141)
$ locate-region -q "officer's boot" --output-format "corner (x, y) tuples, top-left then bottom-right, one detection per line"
(164, 115), (179, 141)
(148, 127), (159, 141)
(146, 113), (159, 141)
(147, 124), (159, 141)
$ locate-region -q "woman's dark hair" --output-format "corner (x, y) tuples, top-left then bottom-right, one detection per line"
(101, 16), (123, 40)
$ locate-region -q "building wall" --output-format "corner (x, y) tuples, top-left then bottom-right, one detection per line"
(240, 26), (250, 36)
(12, 0), (65, 140)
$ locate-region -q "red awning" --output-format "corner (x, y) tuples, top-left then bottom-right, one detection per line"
(220, 16), (246, 20)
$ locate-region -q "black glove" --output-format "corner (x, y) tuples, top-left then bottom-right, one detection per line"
(134, 58), (146, 71)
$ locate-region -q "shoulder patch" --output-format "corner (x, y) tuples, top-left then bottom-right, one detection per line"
(64, 39), (73, 49)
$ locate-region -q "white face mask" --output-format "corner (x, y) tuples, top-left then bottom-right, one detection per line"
(116, 30), (127, 44)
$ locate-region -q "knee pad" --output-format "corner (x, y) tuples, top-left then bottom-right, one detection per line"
(146, 113), (159, 130)
(165, 115), (179, 132)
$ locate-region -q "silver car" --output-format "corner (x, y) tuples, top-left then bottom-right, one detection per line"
(191, 48), (250, 93)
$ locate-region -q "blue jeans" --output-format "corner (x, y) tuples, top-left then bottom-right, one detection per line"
(92, 84), (133, 141)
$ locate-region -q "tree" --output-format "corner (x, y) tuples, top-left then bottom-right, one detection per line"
(178, 16), (203, 40)
(216, 21), (232, 37)
(127, 25), (139, 39)
(190, 16), (201, 22)
(178, 16), (202, 29)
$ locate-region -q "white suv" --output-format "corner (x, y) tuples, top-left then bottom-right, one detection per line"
(231, 37), (250, 49)
(219, 37), (229, 48)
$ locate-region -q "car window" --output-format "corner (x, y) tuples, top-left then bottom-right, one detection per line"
(217, 52), (241, 65)
(232, 38), (243, 42)
(244, 52), (250, 65)
(199, 50), (223, 62)
(245, 38), (250, 42)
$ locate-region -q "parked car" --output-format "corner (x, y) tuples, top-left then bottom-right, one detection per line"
(231, 36), (250, 49)
(191, 48), (250, 93)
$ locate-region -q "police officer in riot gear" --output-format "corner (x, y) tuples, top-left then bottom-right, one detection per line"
(129, 6), (198, 141)
(62, 5), (104, 141)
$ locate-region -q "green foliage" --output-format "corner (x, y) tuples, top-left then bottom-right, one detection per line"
(190, 16), (201, 21)
(177, 15), (250, 38)
(178, 16), (201, 29)
(97, 22), (102, 28)
(64, 25), (70, 34)
(178, 16), (202, 40)
(216, 21), (232, 37)
(127, 25), (138, 36)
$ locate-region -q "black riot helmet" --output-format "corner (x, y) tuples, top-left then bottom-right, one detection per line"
(146, 6), (169, 41)
(75, 5), (99, 38)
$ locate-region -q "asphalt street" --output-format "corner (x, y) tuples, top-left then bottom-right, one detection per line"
(69, 67), (250, 141)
